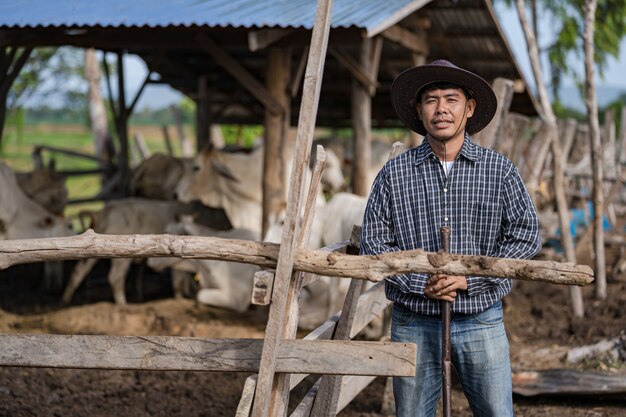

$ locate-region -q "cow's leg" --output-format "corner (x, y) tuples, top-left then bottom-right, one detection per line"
(43, 261), (64, 293)
(108, 258), (133, 305)
(171, 269), (195, 299)
(196, 262), (253, 313)
(62, 258), (98, 303)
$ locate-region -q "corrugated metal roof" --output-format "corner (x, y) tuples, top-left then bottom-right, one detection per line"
(0, 0), (429, 35)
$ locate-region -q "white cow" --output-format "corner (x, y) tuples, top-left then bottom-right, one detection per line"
(62, 198), (231, 305)
(0, 161), (72, 240)
(176, 146), (265, 233)
(310, 145), (345, 194)
(264, 192), (369, 330)
(314, 137), (393, 193)
(175, 145), (342, 234)
(130, 153), (190, 200)
(16, 163), (68, 216)
(148, 215), (259, 312)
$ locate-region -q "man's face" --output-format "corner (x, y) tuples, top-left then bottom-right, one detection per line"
(416, 87), (476, 142)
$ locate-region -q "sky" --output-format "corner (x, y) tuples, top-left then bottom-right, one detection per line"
(492, 2), (626, 92)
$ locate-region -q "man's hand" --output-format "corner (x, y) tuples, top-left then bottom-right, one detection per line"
(424, 275), (467, 302)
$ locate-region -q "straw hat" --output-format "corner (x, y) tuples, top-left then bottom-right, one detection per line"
(390, 59), (497, 135)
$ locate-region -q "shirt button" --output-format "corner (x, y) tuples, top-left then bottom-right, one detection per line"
(443, 188), (448, 192)
(444, 216), (449, 221)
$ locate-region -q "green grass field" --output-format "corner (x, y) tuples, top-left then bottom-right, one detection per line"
(0, 123), (195, 226)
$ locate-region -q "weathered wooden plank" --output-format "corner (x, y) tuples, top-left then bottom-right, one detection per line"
(293, 375), (377, 417)
(248, 29), (294, 52)
(0, 231), (594, 286)
(290, 379), (320, 417)
(236, 375), (258, 417)
(311, 242), (365, 417)
(381, 25), (428, 55)
(328, 45), (378, 92)
(289, 46), (309, 98)
(252, 0), (335, 414)
(301, 241), (349, 287)
(251, 270), (275, 306)
(336, 375), (377, 412)
(267, 145), (328, 416)
(195, 33), (284, 116)
(0, 334), (416, 376)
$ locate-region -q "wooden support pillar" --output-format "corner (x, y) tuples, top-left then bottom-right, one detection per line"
(263, 47), (292, 236)
(409, 52), (427, 148)
(116, 51), (130, 194)
(196, 75), (210, 152)
(351, 38), (372, 197)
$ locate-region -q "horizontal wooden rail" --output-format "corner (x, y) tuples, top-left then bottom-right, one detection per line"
(0, 334), (415, 376)
(0, 230), (594, 286)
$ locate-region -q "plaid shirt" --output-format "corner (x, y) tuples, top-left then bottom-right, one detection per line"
(360, 134), (541, 315)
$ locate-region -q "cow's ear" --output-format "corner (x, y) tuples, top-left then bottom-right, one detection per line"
(211, 160), (239, 182)
(48, 158), (56, 172)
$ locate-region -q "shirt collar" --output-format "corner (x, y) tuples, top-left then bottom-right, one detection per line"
(414, 132), (480, 166)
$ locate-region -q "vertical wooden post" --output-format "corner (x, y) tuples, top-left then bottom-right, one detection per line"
(523, 122), (552, 204)
(602, 110), (617, 225)
(252, 0), (334, 415)
(161, 125), (174, 155)
(409, 53), (427, 148)
(551, 124), (584, 317)
(116, 51), (130, 194)
(196, 75), (210, 152)
(473, 78), (514, 149)
(263, 47), (292, 236)
(171, 105), (194, 157)
(352, 37), (372, 197)
(582, 0), (606, 300)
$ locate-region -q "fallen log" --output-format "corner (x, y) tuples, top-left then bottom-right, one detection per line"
(0, 230), (594, 286)
(513, 369), (626, 397)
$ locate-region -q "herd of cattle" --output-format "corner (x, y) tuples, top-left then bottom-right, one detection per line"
(1, 140), (391, 330)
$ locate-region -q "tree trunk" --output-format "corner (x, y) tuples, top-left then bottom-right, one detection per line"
(84, 48), (111, 169)
(0, 47), (32, 147)
(515, 0), (584, 315)
(583, 0), (606, 299)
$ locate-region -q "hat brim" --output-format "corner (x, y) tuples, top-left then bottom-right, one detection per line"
(391, 65), (497, 136)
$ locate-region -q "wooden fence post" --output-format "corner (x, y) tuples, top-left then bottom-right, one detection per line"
(251, 1), (335, 415)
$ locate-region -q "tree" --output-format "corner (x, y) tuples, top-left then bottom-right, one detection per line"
(0, 46), (86, 143)
(509, 0), (626, 304)
(514, 0), (584, 316)
(85, 48), (112, 165)
(546, 0), (626, 100)
(583, 0), (607, 299)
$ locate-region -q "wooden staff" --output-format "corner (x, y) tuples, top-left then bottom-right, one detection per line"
(440, 226), (452, 417)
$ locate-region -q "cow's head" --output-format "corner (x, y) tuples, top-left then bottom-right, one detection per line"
(16, 165), (68, 216)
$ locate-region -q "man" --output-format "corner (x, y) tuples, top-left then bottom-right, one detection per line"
(360, 60), (541, 416)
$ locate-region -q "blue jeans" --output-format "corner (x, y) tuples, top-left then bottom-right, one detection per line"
(391, 301), (513, 417)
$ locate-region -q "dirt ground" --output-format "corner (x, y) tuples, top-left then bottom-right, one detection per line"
(0, 241), (625, 417)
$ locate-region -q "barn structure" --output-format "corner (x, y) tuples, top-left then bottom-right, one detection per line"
(0, 0), (539, 230)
